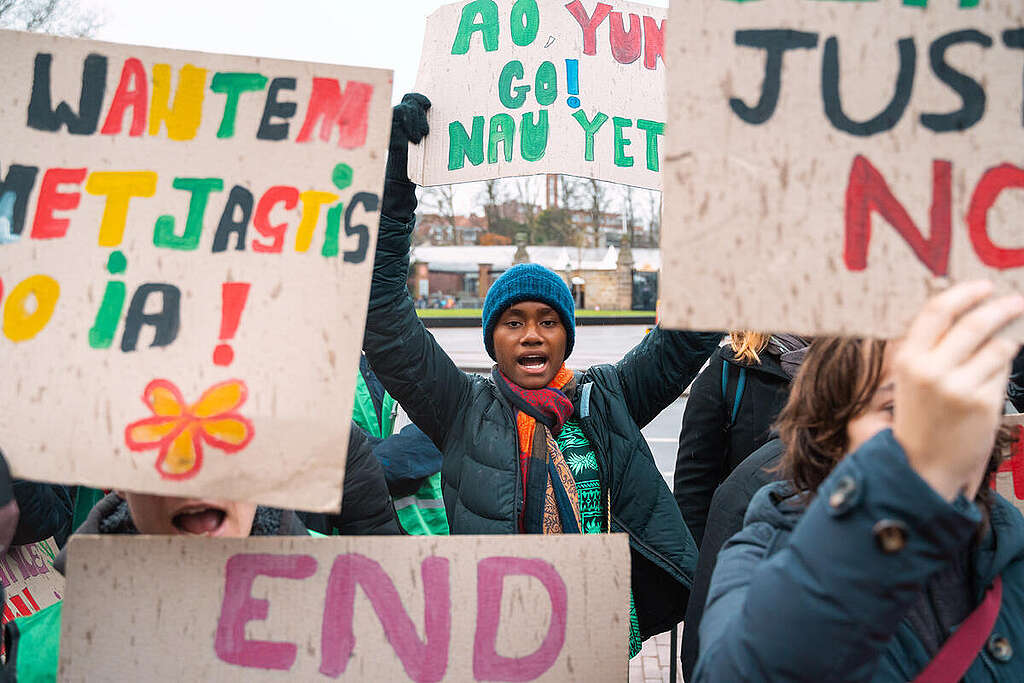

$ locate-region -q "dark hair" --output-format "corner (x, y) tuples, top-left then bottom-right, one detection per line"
(776, 337), (1012, 507)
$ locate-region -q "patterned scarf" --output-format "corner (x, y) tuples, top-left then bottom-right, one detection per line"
(492, 365), (582, 534)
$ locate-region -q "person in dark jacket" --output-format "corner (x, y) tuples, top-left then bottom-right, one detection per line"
(695, 282), (1024, 682)
(365, 94), (720, 653)
(679, 437), (783, 680)
(297, 422), (401, 536)
(674, 331), (807, 547)
(11, 480), (73, 547)
(4, 486), (312, 681)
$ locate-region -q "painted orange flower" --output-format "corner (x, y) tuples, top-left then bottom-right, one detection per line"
(124, 379), (254, 480)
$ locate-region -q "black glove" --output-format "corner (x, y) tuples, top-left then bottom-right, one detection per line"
(382, 93), (431, 221)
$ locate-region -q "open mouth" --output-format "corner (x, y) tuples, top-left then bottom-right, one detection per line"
(171, 505), (228, 535)
(517, 354), (549, 372)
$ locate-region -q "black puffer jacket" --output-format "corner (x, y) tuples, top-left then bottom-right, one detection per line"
(297, 423), (401, 536)
(680, 438), (783, 680)
(365, 213), (721, 638)
(673, 345), (790, 546)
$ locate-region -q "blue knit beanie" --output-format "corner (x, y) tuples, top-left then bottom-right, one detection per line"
(482, 264), (576, 361)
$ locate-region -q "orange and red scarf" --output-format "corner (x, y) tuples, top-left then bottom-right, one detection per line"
(492, 365), (582, 533)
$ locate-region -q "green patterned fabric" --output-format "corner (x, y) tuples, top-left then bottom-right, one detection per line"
(556, 419), (643, 658)
(8, 600), (61, 682)
(394, 472), (450, 536)
(71, 486), (105, 531)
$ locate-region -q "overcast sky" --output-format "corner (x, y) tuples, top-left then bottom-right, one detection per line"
(85, 0), (669, 217)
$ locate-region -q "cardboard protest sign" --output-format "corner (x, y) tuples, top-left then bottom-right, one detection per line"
(1, 537), (64, 624)
(60, 534), (629, 681)
(0, 31), (393, 510)
(410, 0), (666, 189)
(996, 413), (1024, 516)
(661, 1), (1024, 338)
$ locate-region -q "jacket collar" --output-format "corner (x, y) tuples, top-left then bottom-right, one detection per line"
(722, 346), (791, 382)
(974, 494), (1024, 584)
(745, 482), (1024, 587)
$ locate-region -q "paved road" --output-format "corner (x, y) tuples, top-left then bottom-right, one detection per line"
(420, 325), (690, 488)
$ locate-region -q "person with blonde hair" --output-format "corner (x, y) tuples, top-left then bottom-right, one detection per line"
(674, 331), (809, 547)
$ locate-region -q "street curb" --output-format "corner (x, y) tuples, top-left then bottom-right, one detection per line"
(421, 315), (656, 328)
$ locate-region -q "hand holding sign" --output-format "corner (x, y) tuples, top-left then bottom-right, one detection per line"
(893, 281), (1024, 501)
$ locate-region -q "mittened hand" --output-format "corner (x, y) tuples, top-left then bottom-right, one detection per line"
(392, 94), (431, 145)
(893, 281), (1024, 502)
(386, 93), (432, 184)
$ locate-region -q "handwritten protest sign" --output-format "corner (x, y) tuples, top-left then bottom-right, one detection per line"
(1, 537), (64, 624)
(60, 534), (629, 681)
(661, 0), (1024, 338)
(411, 0), (666, 189)
(996, 413), (1024, 516)
(0, 31), (392, 510)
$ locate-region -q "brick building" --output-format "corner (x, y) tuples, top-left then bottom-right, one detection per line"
(408, 245), (660, 311)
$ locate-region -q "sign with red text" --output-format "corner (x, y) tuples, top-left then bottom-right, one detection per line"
(996, 413), (1024, 515)
(0, 30), (393, 510)
(410, 0), (666, 189)
(661, 0), (1024, 338)
(60, 534), (629, 682)
(1, 537), (64, 626)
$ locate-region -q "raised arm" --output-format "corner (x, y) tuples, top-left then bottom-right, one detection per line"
(614, 326), (721, 429)
(363, 94), (472, 448)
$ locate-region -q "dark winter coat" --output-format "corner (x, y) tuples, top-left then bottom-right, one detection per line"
(296, 422), (402, 536)
(364, 213), (721, 638)
(12, 480), (73, 547)
(680, 437), (783, 680)
(674, 345), (791, 546)
(694, 430), (1024, 682)
(6, 493), (313, 682)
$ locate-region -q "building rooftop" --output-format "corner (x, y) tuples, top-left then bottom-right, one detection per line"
(410, 245), (661, 273)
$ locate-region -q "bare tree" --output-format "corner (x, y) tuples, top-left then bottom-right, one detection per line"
(514, 177), (540, 242)
(421, 184), (458, 244)
(646, 189), (662, 247)
(620, 184), (636, 248)
(0, 0), (103, 37)
(559, 175), (588, 213)
(478, 179), (505, 234)
(582, 178), (609, 248)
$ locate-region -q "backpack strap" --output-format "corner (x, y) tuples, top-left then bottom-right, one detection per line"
(912, 575), (1003, 683)
(721, 361), (747, 428)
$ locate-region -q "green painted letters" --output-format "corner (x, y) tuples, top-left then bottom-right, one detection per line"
(488, 113), (516, 163)
(210, 73), (268, 139)
(510, 0), (540, 46)
(153, 177), (224, 250)
(452, 0), (499, 54)
(573, 110), (609, 161)
(613, 117), (634, 167)
(449, 117), (485, 169)
(499, 61), (529, 108)
(636, 119), (664, 171)
(521, 111), (549, 161)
